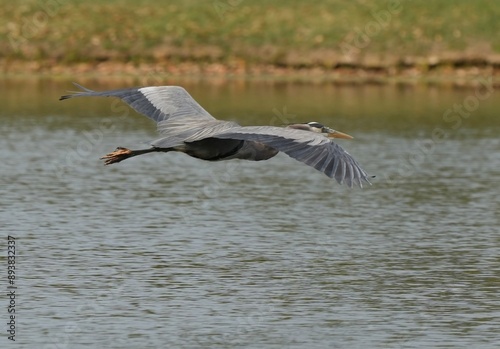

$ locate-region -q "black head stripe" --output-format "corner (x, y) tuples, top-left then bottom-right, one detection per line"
(307, 122), (324, 128)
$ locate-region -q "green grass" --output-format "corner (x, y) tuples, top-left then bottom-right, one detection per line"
(1, 0), (499, 68)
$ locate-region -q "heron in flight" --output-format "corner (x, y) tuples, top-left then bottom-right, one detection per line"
(60, 84), (372, 187)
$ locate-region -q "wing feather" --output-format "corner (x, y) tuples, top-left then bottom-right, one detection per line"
(60, 83), (215, 124)
(319, 150), (335, 173)
(325, 156), (340, 180)
(214, 126), (371, 187)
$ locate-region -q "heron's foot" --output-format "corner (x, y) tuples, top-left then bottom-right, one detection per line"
(100, 147), (132, 165)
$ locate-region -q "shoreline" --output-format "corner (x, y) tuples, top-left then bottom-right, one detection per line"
(2, 59), (499, 87)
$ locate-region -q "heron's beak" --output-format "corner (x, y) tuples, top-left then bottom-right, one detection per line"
(327, 130), (354, 139)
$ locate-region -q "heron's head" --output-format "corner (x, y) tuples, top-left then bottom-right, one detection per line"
(288, 122), (353, 139)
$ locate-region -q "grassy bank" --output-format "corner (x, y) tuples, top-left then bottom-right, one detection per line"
(1, 0), (499, 80)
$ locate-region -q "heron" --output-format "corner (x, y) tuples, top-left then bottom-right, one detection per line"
(60, 84), (372, 187)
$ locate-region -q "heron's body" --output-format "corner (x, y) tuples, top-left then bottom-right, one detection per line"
(60, 84), (372, 187)
(177, 138), (278, 161)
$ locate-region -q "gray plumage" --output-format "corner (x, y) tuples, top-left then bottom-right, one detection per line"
(60, 83), (372, 187)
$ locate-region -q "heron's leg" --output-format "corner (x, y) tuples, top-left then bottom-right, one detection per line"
(100, 147), (162, 165)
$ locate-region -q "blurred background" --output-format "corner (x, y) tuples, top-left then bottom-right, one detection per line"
(1, 1), (499, 349)
(1, 0), (499, 83)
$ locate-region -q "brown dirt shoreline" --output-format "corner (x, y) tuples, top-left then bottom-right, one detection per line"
(2, 57), (499, 87)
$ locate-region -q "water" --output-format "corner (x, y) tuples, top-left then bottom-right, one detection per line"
(1, 78), (499, 348)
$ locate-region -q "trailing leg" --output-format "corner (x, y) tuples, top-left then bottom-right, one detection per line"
(100, 147), (170, 165)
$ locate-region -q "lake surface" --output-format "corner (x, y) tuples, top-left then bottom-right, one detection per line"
(1, 77), (499, 349)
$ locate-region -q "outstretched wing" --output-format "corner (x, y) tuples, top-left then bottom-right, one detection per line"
(60, 83), (215, 124)
(213, 126), (372, 187)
